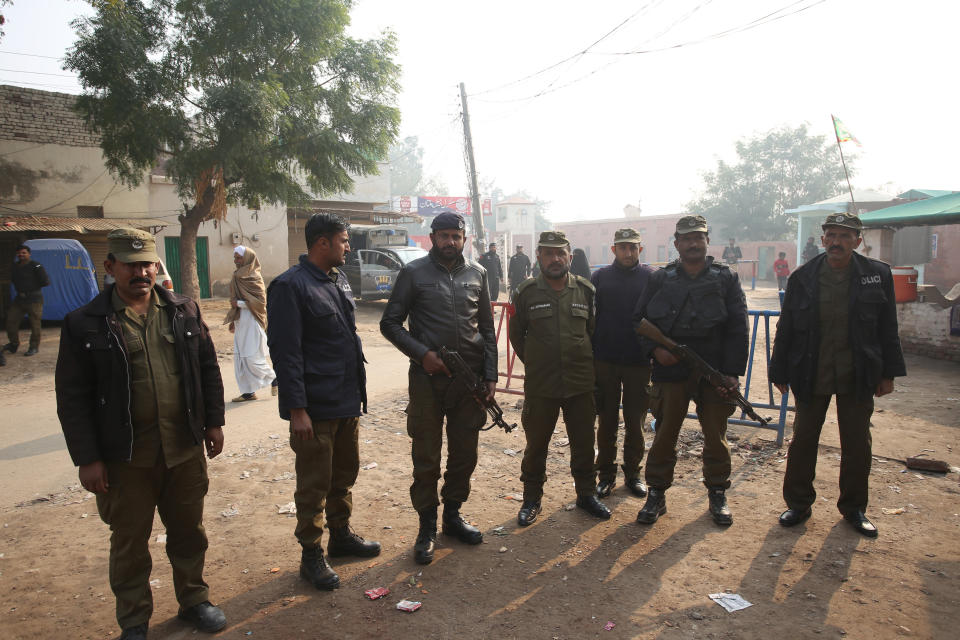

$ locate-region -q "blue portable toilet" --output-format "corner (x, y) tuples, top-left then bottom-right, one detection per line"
(19, 239), (100, 320)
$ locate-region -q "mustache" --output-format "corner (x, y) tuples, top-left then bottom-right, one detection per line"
(129, 277), (152, 285)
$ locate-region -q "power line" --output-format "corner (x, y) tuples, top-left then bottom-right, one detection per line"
(0, 78), (81, 91)
(472, 0), (828, 105)
(0, 67), (77, 78)
(0, 50), (63, 60)
(469, 1), (663, 97)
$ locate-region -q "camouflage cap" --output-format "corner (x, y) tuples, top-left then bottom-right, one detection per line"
(537, 230), (569, 248)
(107, 228), (160, 263)
(821, 212), (863, 232)
(675, 215), (709, 235)
(613, 228), (642, 244)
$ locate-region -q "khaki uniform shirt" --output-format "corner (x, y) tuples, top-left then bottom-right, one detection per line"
(112, 289), (198, 467)
(814, 261), (855, 396)
(509, 273), (596, 398)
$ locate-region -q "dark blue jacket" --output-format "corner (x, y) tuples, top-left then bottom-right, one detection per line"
(591, 261), (654, 365)
(267, 256), (366, 421)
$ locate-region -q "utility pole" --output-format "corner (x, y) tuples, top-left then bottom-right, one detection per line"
(459, 82), (486, 255)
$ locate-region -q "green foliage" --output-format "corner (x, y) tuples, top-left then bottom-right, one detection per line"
(686, 124), (852, 240)
(66, 0), (401, 209)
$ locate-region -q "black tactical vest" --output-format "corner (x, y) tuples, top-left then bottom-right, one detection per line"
(645, 261), (729, 338)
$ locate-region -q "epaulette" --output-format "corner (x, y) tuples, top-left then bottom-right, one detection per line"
(574, 275), (595, 292)
(516, 277), (537, 294)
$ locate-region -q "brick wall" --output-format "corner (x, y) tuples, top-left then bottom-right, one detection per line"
(0, 85), (100, 147)
(896, 302), (960, 362)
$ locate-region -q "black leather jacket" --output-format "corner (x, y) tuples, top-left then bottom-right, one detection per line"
(769, 252), (906, 402)
(380, 250), (498, 380)
(55, 285), (225, 466)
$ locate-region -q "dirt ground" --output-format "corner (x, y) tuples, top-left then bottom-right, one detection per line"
(1, 288), (958, 640)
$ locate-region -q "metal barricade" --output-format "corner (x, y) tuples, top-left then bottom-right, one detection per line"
(492, 301), (524, 395)
(492, 303), (793, 444)
(650, 309), (793, 445)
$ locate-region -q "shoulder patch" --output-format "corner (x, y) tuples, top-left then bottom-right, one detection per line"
(575, 275), (595, 292)
(516, 277), (537, 294)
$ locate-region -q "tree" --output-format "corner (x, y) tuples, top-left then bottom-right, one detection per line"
(388, 135), (447, 197)
(0, 1), (12, 41)
(66, 0), (400, 300)
(686, 124), (853, 240)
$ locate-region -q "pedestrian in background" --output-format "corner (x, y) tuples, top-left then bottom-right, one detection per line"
(3, 244), (50, 361)
(591, 228), (654, 501)
(801, 236), (819, 263)
(55, 228), (227, 640)
(722, 238), (742, 265)
(224, 245), (276, 402)
(477, 241), (504, 301)
(773, 251), (791, 290)
(771, 213), (906, 537)
(508, 244), (531, 300)
(570, 247), (591, 279)
(268, 213), (381, 591)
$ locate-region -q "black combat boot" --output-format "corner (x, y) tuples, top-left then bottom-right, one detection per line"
(442, 501), (483, 544)
(414, 509), (438, 565)
(636, 487), (667, 524)
(327, 525), (382, 558)
(708, 488), (733, 526)
(300, 545), (340, 590)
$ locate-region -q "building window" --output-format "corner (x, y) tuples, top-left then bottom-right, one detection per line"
(931, 233), (938, 259)
(77, 205), (104, 218)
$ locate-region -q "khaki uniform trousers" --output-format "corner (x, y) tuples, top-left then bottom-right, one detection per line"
(645, 379), (735, 490)
(521, 392), (597, 502)
(95, 452), (209, 630)
(594, 361), (651, 482)
(783, 393), (874, 516)
(405, 368), (484, 512)
(5, 299), (43, 349)
(290, 416), (360, 548)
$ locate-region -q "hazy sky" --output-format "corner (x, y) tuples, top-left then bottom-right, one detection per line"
(3, 0), (957, 221)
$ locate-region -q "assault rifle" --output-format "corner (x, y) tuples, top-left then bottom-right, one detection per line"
(438, 346), (516, 433)
(635, 319), (770, 425)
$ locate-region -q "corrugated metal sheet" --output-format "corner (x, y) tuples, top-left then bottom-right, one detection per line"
(0, 216), (169, 233)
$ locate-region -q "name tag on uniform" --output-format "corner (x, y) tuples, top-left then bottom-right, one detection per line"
(571, 303), (588, 311)
(861, 275), (881, 285)
(528, 303), (551, 311)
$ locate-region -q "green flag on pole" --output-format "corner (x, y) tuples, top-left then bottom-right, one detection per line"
(832, 114), (861, 146)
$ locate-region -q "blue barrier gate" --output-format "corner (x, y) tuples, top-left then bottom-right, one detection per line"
(652, 309), (794, 446)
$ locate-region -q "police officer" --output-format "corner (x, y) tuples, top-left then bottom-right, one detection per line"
(770, 213), (906, 537)
(478, 242), (504, 300)
(508, 244), (532, 300)
(509, 230), (610, 526)
(592, 228), (655, 499)
(267, 213), (380, 591)
(633, 215), (748, 527)
(56, 228), (226, 640)
(380, 211), (497, 564)
(3, 243), (50, 360)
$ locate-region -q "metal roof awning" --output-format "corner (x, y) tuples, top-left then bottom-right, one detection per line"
(0, 215), (170, 233)
(860, 192), (960, 227)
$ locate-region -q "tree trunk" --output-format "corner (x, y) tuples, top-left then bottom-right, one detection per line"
(178, 211), (202, 302)
(177, 186), (216, 302)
